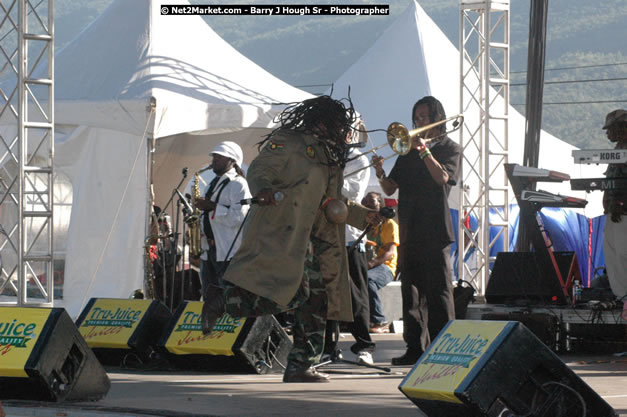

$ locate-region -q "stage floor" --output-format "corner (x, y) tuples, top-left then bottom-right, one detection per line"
(2, 333), (626, 417)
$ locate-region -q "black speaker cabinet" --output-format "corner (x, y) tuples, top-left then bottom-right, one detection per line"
(75, 298), (172, 366)
(399, 320), (617, 417)
(0, 307), (110, 402)
(486, 251), (579, 305)
(481, 312), (559, 351)
(158, 301), (292, 374)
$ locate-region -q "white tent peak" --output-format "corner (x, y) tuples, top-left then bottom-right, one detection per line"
(3, 0), (312, 317)
(54, 0), (310, 138)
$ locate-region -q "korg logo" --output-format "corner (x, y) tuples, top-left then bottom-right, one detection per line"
(600, 152), (621, 161)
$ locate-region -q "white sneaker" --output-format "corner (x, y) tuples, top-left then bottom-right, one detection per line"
(357, 351), (373, 366)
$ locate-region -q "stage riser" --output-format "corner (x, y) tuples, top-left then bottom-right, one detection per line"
(380, 281), (402, 325)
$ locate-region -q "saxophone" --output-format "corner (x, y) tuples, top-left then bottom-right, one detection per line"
(186, 166), (211, 257)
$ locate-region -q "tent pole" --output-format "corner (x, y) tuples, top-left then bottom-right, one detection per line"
(145, 97), (157, 299)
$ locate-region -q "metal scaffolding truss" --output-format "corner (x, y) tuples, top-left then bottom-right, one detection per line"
(0, 0), (54, 306)
(458, 0), (509, 296)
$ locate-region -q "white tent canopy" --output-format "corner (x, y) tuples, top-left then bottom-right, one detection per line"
(332, 0), (604, 215)
(4, 0), (311, 317)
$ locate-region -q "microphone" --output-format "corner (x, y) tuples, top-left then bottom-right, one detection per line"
(240, 191), (285, 205)
(349, 206), (396, 252)
(347, 142), (366, 149)
(380, 206), (396, 219)
(175, 189), (193, 215)
(182, 167), (189, 178)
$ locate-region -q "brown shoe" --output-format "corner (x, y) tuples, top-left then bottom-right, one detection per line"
(283, 362), (330, 383)
(369, 322), (390, 334)
(201, 285), (225, 335)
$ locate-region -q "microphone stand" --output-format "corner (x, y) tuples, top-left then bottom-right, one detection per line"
(169, 197), (182, 311)
(150, 168), (189, 307)
(171, 191), (196, 311)
(180, 207), (188, 307)
(316, 237), (388, 373)
(348, 224), (372, 252)
(349, 206), (396, 252)
(161, 168), (190, 216)
(158, 168), (191, 310)
(315, 206), (396, 374)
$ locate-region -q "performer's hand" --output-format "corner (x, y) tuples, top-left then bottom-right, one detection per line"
(195, 197), (216, 211)
(255, 188), (278, 206)
(365, 210), (384, 226)
(411, 135), (427, 150)
(372, 155), (385, 178)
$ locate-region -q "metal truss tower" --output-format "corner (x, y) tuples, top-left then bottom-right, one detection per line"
(0, 0), (54, 306)
(458, 0), (509, 296)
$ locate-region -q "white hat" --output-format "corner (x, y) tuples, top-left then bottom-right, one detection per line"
(211, 141), (243, 166)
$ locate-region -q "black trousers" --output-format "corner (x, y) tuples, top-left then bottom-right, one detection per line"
(400, 242), (455, 356)
(200, 246), (229, 296)
(324, 247), (375, 354)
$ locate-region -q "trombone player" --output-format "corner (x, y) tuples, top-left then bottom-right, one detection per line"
(373, 95), (461, 366)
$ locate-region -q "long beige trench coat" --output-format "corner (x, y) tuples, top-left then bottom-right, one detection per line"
(223, 129), (370, 322)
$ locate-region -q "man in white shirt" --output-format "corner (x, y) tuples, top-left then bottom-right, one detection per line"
(195, 141), (252, 296)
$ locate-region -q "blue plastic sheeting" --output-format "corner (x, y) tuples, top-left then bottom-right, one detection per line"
(450, 206), (606, 287)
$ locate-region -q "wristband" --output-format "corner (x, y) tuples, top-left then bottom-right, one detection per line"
(419, 149), (431, 159)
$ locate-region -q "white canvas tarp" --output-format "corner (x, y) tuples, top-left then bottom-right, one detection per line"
(1, 0), (311, 317)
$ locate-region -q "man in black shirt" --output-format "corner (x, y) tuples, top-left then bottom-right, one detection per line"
(373, 96), (461, 365)
(600, 109), (627, 319)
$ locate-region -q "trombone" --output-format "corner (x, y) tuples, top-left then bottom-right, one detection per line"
(345, 114), (464, 177)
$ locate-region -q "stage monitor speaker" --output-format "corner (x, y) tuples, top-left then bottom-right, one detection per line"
(75, 298), (172, 366)
(158, 301), (292, 374)
(485, 251), (579, 305)
(399, 320), (617, 417)
(0, 307), (110, 402)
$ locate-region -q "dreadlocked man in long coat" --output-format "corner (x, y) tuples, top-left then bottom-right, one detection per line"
(201, 96), (381, 383)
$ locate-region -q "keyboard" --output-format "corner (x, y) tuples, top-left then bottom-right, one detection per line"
(520, 190), (588, 208)
(572, 149), (627, 164)
(570, 177), (627, 191)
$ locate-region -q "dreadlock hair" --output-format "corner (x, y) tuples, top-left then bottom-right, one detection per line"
(259, 95), (358, 167)
(233, 163), (245, 177)
(412, 96), (447, 134)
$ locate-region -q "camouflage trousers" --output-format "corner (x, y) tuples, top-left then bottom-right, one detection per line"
(224, 240), (328, 367)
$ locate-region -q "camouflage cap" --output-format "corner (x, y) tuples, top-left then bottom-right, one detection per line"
(602, 109), (627, 129)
